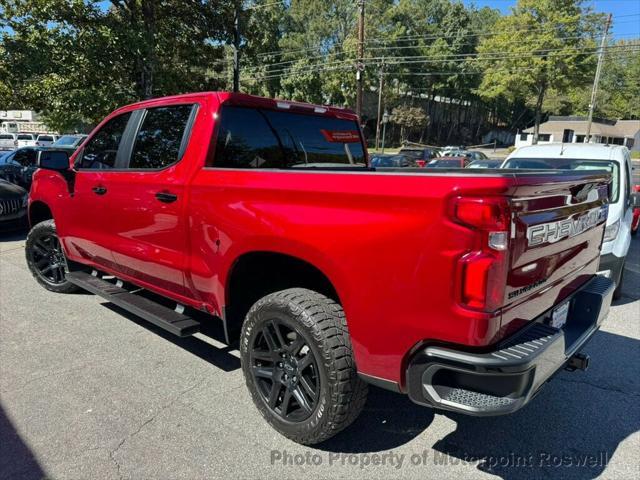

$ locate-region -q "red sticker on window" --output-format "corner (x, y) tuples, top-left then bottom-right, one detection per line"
(320, 129), (361, 143)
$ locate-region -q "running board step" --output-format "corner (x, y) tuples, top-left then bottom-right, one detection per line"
(66, 271), (200, 337)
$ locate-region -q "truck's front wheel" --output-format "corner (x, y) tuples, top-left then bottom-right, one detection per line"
(25, 220), (78, 294)
(240, 288), (368, 445)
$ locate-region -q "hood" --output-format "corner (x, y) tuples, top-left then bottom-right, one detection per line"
(0, 179), (27, 197)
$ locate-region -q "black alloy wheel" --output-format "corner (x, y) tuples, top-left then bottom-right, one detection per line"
(250, 318), (320, 422)
(30, 233), (66, 284)
(25, 219), (79, 293)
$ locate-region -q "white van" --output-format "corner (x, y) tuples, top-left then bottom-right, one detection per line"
(502, 143), (633, 299)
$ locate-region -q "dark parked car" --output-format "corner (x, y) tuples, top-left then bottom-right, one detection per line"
(443, 150), (489, 161)
(0, 146), (44, 188)
(398, 147), (441, 167)
(52, 134), (88, 151)
(466, 159), (503, 169)
(426, 157), (470, 168)
(370, 154), (415, 168)
(0, 178), (28, 231)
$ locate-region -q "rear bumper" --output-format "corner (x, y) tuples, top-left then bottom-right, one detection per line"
(406, 275), (614, 416)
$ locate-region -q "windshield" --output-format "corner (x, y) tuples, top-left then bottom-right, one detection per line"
(17, 134), (33, 140)
(214, 106), (366, 168)
(503, 157), (619, 202)
(53, 135), (80, 146)
(38, 135), (54, 142)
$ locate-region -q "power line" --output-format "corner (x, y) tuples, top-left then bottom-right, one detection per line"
(237, 33), (640, 76)
(238, 46), (640, 82)
(236, 43), (639, 80)
(250, 14), (639, 59)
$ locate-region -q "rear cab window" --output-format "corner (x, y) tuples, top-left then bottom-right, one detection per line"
(211, 106), (366, 169)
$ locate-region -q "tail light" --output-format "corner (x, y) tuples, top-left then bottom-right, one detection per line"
(452, 196), (511, 312)
(416, 160), (426, 168)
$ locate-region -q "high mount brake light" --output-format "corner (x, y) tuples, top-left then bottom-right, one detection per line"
(452, 196), (511, 312)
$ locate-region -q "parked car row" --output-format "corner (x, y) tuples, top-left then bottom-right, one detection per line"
(0, 132), (88, 151)
(0, 135), (88, 190)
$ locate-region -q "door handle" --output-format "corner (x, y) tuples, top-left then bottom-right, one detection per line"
(92, 186), (107, 195)
(155, 192), (178, 203)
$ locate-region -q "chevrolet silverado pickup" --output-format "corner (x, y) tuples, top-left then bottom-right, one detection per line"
(27, 92), (614, 444)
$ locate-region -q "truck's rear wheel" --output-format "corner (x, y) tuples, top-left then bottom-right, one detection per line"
(25, 220), (78, 294)
(240, 288), (368, 445)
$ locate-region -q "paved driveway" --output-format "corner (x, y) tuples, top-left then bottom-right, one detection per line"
(1, 230), (638, 480)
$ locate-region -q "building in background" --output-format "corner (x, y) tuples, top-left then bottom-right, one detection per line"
(0, 110), (52, 134)
(515, 116), (640, 152)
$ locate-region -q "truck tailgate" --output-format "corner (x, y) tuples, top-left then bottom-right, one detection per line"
(501, 171), (610, 334)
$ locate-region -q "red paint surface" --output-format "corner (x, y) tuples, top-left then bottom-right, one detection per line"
(29, 92), (610, 388)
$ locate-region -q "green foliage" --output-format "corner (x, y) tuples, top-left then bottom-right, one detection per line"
(0, 0), (637, 136)
(391, 104), (429, 141)
(0, 0), (231, 131)
(475, 0), (602, 140)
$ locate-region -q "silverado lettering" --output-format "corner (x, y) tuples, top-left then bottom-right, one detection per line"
(26, 92), (614, 445)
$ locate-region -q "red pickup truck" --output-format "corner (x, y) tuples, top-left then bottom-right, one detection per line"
(27, 92), (614, 445)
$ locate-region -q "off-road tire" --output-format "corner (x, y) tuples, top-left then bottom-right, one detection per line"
(25, 220), (79, 294)
(240, 288), (368, 445)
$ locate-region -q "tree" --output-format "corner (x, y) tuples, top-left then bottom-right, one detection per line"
(390, 104), (429, 142)
(564, 39), (640, 119)
(0, 0), (231, 131)
(475, 0), (601, 143)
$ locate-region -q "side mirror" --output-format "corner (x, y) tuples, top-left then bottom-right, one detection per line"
(37, 150), (70, 171)
(631, 192), (640, 208)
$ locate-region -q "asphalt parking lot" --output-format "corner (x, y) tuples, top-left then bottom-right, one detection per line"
(1, 230), (638, 480)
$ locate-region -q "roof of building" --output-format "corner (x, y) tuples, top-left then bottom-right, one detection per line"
(522, 117), (640, 138)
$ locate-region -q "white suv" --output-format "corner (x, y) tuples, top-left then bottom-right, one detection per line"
(0, 133), (17, 151)
(502, 143), (633, 300)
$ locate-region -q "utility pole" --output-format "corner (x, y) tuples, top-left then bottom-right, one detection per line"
(232, 4), (241, 92)
(585, 13), (612, 142)
(356, 0), (365, 122)
(375, 58), (385, 150)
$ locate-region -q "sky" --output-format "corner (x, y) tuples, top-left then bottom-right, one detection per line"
(464, 0), (640, 39)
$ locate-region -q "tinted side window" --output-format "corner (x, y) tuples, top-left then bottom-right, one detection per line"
(78, 112), (132, 169)
(129, 105), (194, 169)
(212, 106), (366, 168)
(214, 107), (283, 168)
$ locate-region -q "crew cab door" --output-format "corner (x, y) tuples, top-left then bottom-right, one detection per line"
(64, 111), (134, 269)
(97, 103), (199, 297)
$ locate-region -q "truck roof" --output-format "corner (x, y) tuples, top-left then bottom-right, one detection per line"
(113, 91), (358, 121)
(509, 143), (628, 161)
